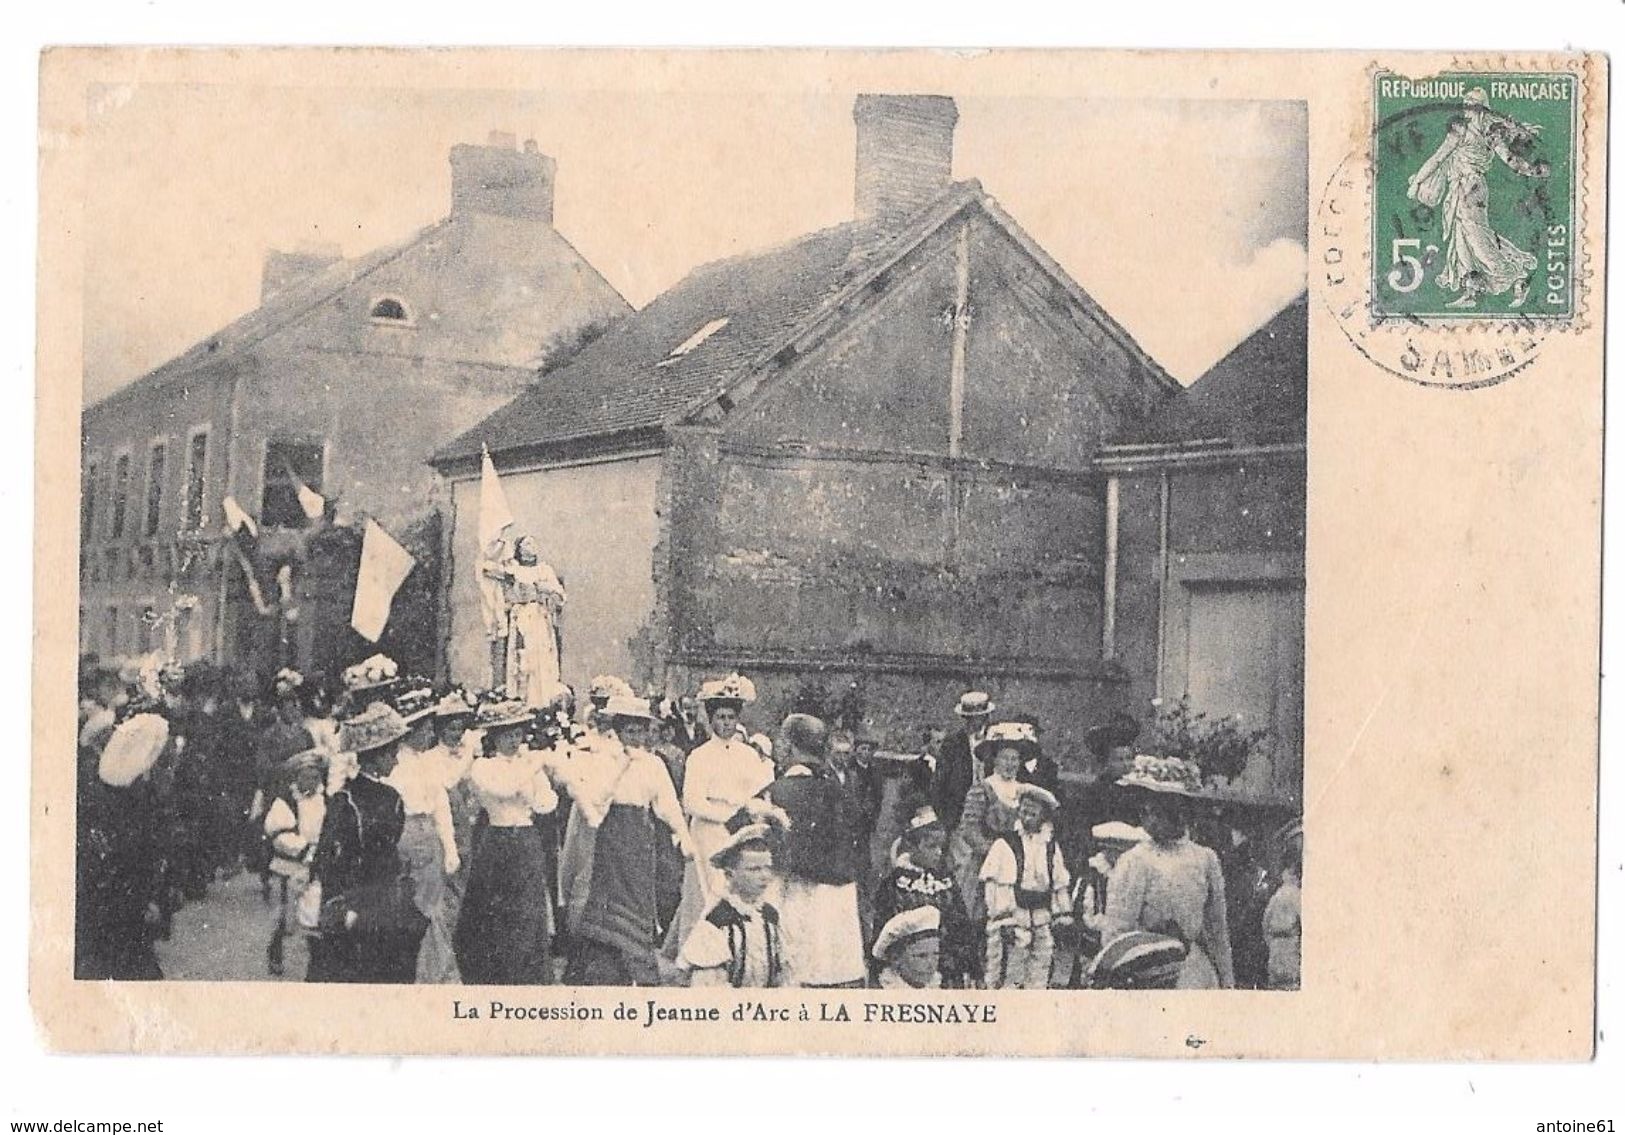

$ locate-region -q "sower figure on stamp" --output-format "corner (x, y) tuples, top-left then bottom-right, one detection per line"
(1407, 87), (1551, 308)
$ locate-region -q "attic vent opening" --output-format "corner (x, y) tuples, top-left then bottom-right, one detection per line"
(369, 296), (412, 324)
(657, 317), (729, 367)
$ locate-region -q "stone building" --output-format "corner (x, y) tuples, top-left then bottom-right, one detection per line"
(1099, 295), (1307, 796)
(79, 133), (631, 680)
(436, 95), (1200, 762)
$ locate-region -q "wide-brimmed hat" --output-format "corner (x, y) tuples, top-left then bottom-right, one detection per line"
(393, 683), (436, 726)
(954, 691), (994, 718)
(602, 694), (656, 721)
(433, 687), (479, 720)
(975, 720), (1039, 761)
(709, 822), (776, 869)
(475, 698), (533, 733)
(98, 712), (170, 788)
(1091, 820), (1150, 845)
(1015, 782), (1060, 813)
(1115, 753), (1206, 798)
(871, 905), (942, 962)
(340, 702), (410, 754)
(698, 672), (756, 707)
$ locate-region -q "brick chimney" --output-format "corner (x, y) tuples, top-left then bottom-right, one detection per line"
(261, 241), (342, 302)
(450, 131), (556, 223)
(853, 94), (958, 226)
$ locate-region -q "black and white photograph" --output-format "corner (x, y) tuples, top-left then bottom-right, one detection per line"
(68, 82), (1308, 997)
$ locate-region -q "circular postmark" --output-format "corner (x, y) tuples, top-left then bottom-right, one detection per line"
(1316, 91), (1566, 390)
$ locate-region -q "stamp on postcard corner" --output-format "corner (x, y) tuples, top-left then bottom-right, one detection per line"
(1370, 71), (1577, 321)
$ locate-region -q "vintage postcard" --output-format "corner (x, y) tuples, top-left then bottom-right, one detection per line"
(31, 47), (1605, 1057)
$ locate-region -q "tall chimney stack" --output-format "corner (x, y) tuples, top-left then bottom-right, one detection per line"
(853, 94), (958, 227)
(450, 131), (556, 223)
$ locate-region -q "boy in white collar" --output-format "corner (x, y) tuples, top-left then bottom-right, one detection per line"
(678, 824), (785, 988)
(979, 783), (1073, 989)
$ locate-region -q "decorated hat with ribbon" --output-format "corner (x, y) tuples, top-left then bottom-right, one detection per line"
(1115, 753), (1207, 797)
(339, 701), (410, 755)
(587, 675), (635, 704)
(475, 697), (533, 733)
(698, 672), (756, 707)
(392, 681), (437, 726)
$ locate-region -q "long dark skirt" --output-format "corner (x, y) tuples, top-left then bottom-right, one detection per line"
(454, 825), (553, 985)
(563, 804), (662, 986)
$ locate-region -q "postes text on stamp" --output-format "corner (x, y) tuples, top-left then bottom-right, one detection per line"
(1371, 71), (1576, 321)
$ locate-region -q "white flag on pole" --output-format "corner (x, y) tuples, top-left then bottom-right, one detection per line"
(350, 519), (416, 643)
(479, 445), (515, 549)
(478, 445), (516, 640)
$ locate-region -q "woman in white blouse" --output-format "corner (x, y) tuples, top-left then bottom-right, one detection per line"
(1101, 756), (1235, 989)
(384, 688), (464, 983)
(557, 694), (695, 985)
(663, 674), (774, 959)
(452, 698), (560, 985)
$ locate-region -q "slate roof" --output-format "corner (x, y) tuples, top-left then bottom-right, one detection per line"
(87, 212), (628, 413)
(435, 181), (1177, 469)
(87, 221), (454, 412)
(1126, 293), (1308, 446)
(435, 218), (868, 464)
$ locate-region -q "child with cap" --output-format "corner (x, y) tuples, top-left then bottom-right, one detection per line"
(872, 906), (944, 990)
(979, 782), (1073, 989)
(874, 805), (977, 987)
(677, 823), (785, 988)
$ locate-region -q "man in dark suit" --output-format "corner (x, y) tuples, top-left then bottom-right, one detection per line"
(931, 691), (994, 834)
(766, 714), (869, 986)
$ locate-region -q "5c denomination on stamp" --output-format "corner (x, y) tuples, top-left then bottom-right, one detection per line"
(1371, 71), (1576, 321)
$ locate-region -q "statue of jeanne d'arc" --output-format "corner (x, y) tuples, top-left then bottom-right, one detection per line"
(480, 533), (565, 707)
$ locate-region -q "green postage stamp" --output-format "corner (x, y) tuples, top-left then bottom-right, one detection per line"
(1371, 71), (1577, 320)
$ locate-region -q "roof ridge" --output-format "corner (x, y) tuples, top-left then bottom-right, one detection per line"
(86, 215), (456, 411)
(1185, 289), (1310, 390)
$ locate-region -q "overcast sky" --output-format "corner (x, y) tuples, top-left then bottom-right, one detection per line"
(81, 85), (1306, 400)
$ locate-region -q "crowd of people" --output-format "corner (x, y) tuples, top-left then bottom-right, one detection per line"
(74, 654), (1302, 992)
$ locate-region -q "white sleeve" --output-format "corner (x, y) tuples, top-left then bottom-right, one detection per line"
(979, 838), (1018, 885)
